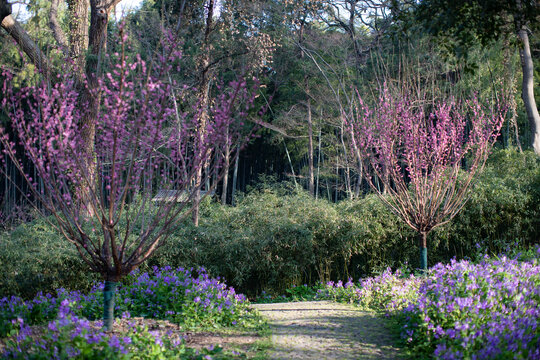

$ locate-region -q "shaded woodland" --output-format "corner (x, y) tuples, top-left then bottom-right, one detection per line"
(0, 0), (538, 216)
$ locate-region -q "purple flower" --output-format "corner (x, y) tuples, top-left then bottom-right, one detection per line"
(48, 321), (58, 332)
(108, 335), (121, 349)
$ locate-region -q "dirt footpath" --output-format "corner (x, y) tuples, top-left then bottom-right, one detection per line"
(252, 301), (403, 360)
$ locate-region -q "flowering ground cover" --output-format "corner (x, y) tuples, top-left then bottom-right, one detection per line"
(0, 266), (265, 359)
(317, 247), (540, 359)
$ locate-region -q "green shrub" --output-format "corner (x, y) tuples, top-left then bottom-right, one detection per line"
(0, 218), (98, 299)
(150, 190), (320, 295)
(2, 149), (538, 299)
(149, 186), (418, 296)
(429, 148), (540, 261)
(336, 195), (417, 275)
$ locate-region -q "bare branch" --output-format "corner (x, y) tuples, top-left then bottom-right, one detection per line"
(1, 11), (50, 76)
(247, 116), (300, 139)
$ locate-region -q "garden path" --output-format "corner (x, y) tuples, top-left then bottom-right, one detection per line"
(252, 300), (403, 360)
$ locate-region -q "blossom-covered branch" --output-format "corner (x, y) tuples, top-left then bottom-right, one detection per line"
(1, 27), (257, 330)
(345, 85), (506, 270)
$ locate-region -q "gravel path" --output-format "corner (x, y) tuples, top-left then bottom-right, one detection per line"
(252, 301), (403, 360)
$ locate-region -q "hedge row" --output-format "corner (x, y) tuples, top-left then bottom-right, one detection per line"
(1, 149), (538, 298)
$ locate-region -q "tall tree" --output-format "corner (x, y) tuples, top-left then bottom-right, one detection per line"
(413, 0), (540, 154)
(135, 0), (278, 212)
(191, 0), (215, 226)
(1, 0), (126, 214)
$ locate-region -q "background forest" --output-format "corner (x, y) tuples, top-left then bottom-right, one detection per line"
(0, 0), (539, 299)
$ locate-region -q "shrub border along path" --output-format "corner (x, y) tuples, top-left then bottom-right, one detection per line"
(252, 301), (403, 359)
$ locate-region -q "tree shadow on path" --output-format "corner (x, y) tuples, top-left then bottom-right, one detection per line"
(253, 300), (404, 360)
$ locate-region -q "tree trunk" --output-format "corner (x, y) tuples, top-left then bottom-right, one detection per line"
(68, 0), (90, 73)
(315, 128), (321, 200)
(231, 145), (240, 206)
(75, 0), (114, 218)
(192, 0), (215, 226)
(307, 98), (315, 195)
(284, 140), (298, 187)
(102, 280), (117, 331)
(339, 121), (352, 199)
(191, 78), (210, 226)
(192, 170), (202, 226)
(418, 231), (428, 272)
(354, 172), (361, 198)
(503, 37), (523, 152)
(334, 163), (338, 202)
(221, 126), (230, 204)
(345, 165), (352, 199)
(518, 28), (540, 155)
(49, 0), (68, 50)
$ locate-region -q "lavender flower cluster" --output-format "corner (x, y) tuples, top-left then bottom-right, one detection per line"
(0, 293), (63, 338)
(317, 269), (421, 312)
(318, 248), (540, 359)
(112, 266), (251, 328)
(0, 267), (255, 358)
(4, 299), (133, 358)
(409, 254), (540, 360)
(1, 298), (232, 359)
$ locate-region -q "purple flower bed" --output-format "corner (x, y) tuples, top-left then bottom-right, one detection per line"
(318, 248), (540, 359)
(317, 270), (421, 312)
(0, 266), (258, 359)
(114, 266), (250, 328)
(2, 299), (229, 359)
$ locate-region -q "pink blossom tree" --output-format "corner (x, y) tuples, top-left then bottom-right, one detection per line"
(0, 29), (256, 330)
(346, 86), (506, 271)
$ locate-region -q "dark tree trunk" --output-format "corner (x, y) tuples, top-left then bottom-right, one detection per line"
(68, 0), (90, 73)
(192, 0), (215, 226)
(221, 127), (230, 204)
(49, 0), (68, 50)
(315, 129), (322, 199)
(307, 98), (315, 195)
(231, 145), (240, 206)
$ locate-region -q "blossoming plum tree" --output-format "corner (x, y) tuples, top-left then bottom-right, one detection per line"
(0, 29), (255, 330)
(346, 86), (506, 271)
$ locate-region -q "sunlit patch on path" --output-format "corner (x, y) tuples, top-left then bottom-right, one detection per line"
(252, 301), (402, 360)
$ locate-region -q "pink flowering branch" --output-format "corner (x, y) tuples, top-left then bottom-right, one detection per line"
(1, 26), (258, 330)
(345, 84), (507, 270)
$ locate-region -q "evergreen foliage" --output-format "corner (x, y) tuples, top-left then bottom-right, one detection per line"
(2, 150), (538, 299)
